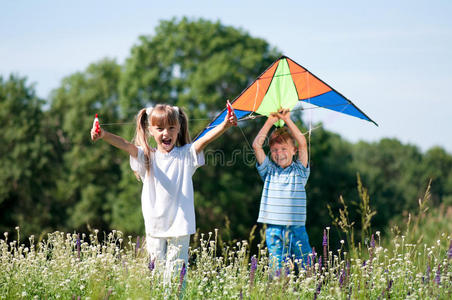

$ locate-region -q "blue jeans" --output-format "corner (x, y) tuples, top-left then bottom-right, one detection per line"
(266, 224), (312, 268)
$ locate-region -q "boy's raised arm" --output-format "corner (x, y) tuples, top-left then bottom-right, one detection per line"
(278, 109), (308, 167)
(252, 114), (278, 165)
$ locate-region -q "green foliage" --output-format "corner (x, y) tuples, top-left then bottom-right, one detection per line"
(48, 58), (123, 232)
(351, 139), (425, 231)
(0, 75), (56, 237)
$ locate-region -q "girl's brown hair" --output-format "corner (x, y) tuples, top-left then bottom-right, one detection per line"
(132, 104), (191, 179)
(269, 127), (297, 148)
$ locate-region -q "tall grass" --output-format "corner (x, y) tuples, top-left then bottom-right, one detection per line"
(1, 184), (451, 299)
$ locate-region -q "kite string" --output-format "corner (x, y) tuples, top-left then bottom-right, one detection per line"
(248, 78), (260, 120)
(307, 71), (312, 165)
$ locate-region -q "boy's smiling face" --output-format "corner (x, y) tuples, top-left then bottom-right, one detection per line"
(270, 140), (296, 168)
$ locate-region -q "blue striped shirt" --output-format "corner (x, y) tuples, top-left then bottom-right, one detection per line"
(256, 156), (310, 226)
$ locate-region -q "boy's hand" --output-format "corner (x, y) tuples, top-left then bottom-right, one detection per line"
(224, 100), (238, 128)
(267, 112), (280, 124)
(277, 108), (291, 122)
(91, 125), (104, 141)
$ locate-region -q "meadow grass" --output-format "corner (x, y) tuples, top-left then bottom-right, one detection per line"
(0, 223), (450, 299)
(1, 184), (451, 299)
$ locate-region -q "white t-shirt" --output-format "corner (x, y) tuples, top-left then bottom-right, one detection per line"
(130, 144), (204, 238)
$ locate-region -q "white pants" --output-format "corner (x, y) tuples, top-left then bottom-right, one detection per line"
(146, 234), (190, 283)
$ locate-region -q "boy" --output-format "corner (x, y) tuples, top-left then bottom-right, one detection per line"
(252, 108), (312, 267)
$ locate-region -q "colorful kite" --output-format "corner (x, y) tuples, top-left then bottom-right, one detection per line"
(196, 55), (377, 139)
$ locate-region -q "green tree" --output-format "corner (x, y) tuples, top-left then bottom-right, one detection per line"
(421, 146), (452, 206)
(0, 75), (56, 237)
(351, 138), (425, 232)
(49, 59), (123, 232)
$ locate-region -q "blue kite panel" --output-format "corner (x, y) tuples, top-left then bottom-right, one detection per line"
(303, 90), (371, 122)
(195, 109), (251, 140)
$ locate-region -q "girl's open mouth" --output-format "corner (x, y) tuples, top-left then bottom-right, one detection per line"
(162, 138), (172, 146)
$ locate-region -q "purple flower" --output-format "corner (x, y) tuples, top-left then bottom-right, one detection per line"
(76, 234), (81, 260)
(148, 258), (155, 272)
(387, 279), (393, 292)
(434, 265), (441, 285)
(250, 256), (257, 287)
(314, 281), (322, 299)
(323, 230), (328, 268)
(275, 268), (281, 278)
(322, 229), (327, 247)
(239, 289), (243, 300)
(370, 234), (375, 248)
(339, 269), (346, 287)
(423, 263), (431, 283)
(178, 262), (187, 295)
(362, 260), (367, 267)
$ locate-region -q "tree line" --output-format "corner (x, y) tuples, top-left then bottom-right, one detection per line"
(1, 18), (451, 250)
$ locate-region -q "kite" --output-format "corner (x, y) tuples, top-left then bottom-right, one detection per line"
(195, 55), (377, 139)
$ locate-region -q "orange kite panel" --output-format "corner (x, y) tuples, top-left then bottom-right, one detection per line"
(287, 59), (331, 100)
(232, 61), (280, 111)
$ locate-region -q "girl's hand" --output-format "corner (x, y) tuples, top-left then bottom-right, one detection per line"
(91, 125), (104, 141)
(224, 100), (238, 128)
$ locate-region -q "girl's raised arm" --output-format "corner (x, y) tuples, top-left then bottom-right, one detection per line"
(193, 101), (237, 153)
(91, 125), (138, 158)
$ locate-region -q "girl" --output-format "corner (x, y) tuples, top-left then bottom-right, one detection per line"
(91, 103), (237, 281)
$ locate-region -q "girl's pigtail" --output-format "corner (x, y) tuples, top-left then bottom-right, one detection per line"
(132, 108), (152, 178)
(176, 106), (191, 146)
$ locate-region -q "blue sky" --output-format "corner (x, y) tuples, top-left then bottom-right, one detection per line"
(1, 0), (451, 153)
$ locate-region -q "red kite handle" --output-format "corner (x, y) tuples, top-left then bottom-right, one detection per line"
(93, 114), (100, 134)
(227, 101), (233, 115)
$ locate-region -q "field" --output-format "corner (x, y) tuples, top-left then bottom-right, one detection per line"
(1, 199), (451, 299)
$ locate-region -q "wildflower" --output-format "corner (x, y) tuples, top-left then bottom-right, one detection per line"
(314, 281), (322, 299)
(250, 256), (257, 287)
(434, 265), (440, 285)
(148, 258), (155, 272)
(386, 278), (393, 293)
(323, 229), (328, 266)
(239, 289), (243, 300)
(339, 268), (346, 287)
(76, 234), (81, 260)
(135, 236), (140, 256)
(178, 262), (187, 295)
(423, 263), (430, 283)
